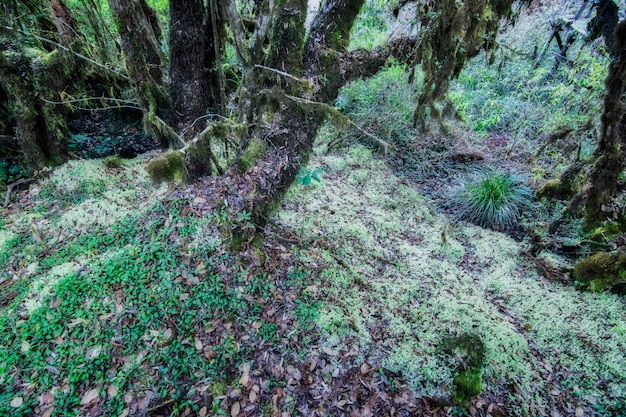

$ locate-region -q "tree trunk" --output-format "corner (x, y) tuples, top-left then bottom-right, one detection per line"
(561, 21), (626, 231)
(107, 0), (178, 148)
(0, 51), (64, 171)
(169, 0), (220, 129)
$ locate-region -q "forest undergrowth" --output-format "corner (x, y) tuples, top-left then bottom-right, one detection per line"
(1, 0), (625, 416)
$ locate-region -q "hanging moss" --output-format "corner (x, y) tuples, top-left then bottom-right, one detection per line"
(411, 0), (525, 130)
(573, 252), (626, 292)
(146, 151), (185, 185)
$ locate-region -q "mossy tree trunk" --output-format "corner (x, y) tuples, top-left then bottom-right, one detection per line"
(551, 21), (626, 232)
(407, 0), (527, 131)
(107, 0), (177, 148)
(580, 21), (626, 230)
(0, 0), (85, 173)
(116, 0), (525, 228)
(0, 50), (65, 171)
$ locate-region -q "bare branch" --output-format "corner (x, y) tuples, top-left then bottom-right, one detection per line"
(254, 64), (314, 86)
(2, 25), (128, 80)
(283, 94), (397, 154)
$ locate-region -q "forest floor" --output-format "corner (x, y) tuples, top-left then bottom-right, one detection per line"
(0, 127), (625, 416)
(1, 2), (625, 416)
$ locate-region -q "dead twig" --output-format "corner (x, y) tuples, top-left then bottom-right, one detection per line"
(4, 177), (35, 208)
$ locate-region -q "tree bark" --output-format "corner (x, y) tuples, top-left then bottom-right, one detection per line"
(0, 50), (64, 171)
(576, 20), (626, 230)
(169, 0), (220, 128)
(107, 0), (178, 148)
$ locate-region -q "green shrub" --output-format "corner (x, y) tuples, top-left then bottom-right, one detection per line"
(452, 170), (532, 230)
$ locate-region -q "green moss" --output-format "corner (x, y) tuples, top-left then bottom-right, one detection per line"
(573, 252), (626, 292)
(440, 333), (486, 404)
(104, 156), (124, 169)
(237, 139), (267, 173)
(535, 179), (563, 199)
(146, 151), (186, 185)
(589, 221), (623, 241)
(453, 369), (483, 404)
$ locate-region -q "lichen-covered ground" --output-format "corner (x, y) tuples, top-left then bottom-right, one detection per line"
(276, 143), (626, 416)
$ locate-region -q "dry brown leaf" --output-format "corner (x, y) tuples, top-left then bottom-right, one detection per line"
(231, 401), (241, 417)
(575, 408), (584, 417)
(40, 406), (54, 417)
(80, 388), (100, 405)
(21, 340), (30, 352)
(38, 392), (54, 405)
(239, 363), (250, 386)
(10, 397), (23, 408)
(360, 363), (369, 374)
(249, 390), (257, 403)
(118, 408), (130, 417)
(199, 406), (208, 416)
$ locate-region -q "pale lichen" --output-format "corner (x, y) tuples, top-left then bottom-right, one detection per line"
(23, 261), (80, 314)
(275, 143), (626, 410)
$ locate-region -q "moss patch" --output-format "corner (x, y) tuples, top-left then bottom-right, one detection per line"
(146, 151), (186, 185)
(237, 138), (267, 173)
(573, 252), (626, 292)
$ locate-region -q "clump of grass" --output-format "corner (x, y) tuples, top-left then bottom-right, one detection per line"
(452, 170), (532, 230)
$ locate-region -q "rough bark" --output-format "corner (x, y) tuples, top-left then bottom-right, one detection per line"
(50, 0), (79, 45)
(169, 0), (220, 128)
(560, 21), (626, 231)
(107, 0), (177, 148)
(0, 50), (64, 171)
(231, 0), (373, 223)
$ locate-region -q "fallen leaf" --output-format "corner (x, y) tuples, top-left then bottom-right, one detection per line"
(195, 338), (203, 351)
(360, 363), (369, 374)
(38, 392), (54, 405)
(239, 363), (250, 386)
(25, 262), (38, 275)
(80, 388), (100, 405)
(322, 346), (339, 356)
(249, 390), (257, 403)
(575, 407), (584, 417)
(107, 385), (119, 398)
(21, 340), (30, 352)
(231, 401), (240, 416)
(199, 406), (207, 416)
(118, 408), (130, 417)
(10, 397), (23, 408)
(40, 406), (54, 417)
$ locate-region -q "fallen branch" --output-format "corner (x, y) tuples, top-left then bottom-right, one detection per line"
(4, 177), (35, 208)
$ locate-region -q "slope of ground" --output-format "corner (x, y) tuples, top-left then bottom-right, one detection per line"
(275, 142), (626, 416)
(0, 138), (624, 417)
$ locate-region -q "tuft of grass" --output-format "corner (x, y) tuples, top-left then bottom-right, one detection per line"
(452, 170), (532, 230)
